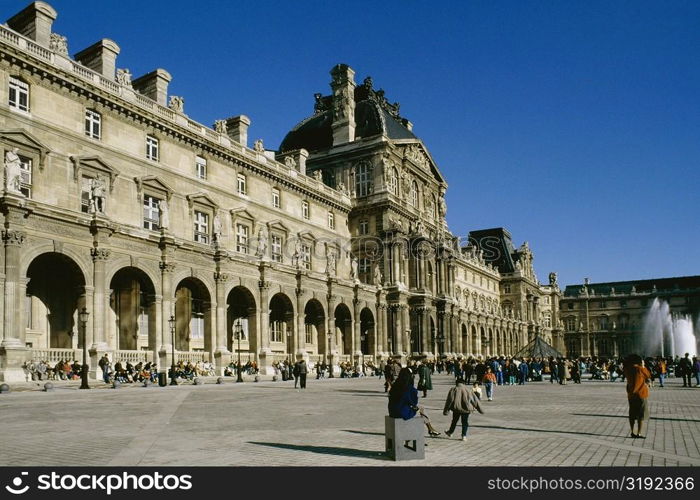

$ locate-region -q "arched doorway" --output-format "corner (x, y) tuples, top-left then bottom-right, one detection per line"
(304, 299), (325, 357)
(481, 326), (488, 357)
(334, 303), (352, 356)
(360, 307), (375, 356)
(269, 293), (294, 356)
(26, 253), (87, 349)
(461, 324), (468, 356)
(174, 277), (212, 353)
(429, 316), (436, 355)
(471, 325), (478, 357)
(227, 286), (257, 357)
(109, 267), (156, 351)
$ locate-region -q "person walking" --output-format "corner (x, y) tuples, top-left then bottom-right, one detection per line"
(442, 377), (484, 441)
(692, 356), (700, 387)
(624, 354), (651, 438)
(679, 353), (693, 388)
(294, 359), (308, 389)
(518, 359), (529, 385)
(98, 354), (111, 383)
(657, 357), (667, 388)
(482, 366), (497, 401)
(416, 361), (433, 398)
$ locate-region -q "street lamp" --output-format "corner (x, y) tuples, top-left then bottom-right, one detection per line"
(360, 332), (366, 373)
(169, 315), (178, 385)
(327, 331), (334, 378)
(79, 307), (90, 390)
(234, 321), (244, 383)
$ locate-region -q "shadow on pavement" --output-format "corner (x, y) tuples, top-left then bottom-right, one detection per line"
(248, 441), (387, 460)
(571, 413), (700, 423)
(472, 424), (619, 439)
(336, 389), (386, 395)
(341, 429), (384, 436)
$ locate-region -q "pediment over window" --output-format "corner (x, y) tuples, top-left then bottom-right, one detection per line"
(230, 208), (256, 233)
(1, 129), (51, 170)
(297, 230), (317, 243)
(266, 219), (290, 235)
(71, 155), (119, 192)
(134, 175), (173, 201)
(398, 141), (446, 185)
(186, 192), (219, 212)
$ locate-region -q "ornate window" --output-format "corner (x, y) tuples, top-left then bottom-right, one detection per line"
(194, 210), (209, 244)
(85, 110), (101, 139)
(409, 181), (418, 207)
(236, 224), (249, 253)
(237, 173), (247, 195)
(389, 167), (399, 195)
(8, 76), (29, 113)
(146, 135), (159, 161)
(565, 317), (577, 331)
(355, 161), (373, 197)
(195, 155), (207, 180)
(143, 194), (161, 230)
(359, 219), (369, 235)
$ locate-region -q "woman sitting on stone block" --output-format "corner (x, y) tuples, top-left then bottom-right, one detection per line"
(388, 367), (440, 437)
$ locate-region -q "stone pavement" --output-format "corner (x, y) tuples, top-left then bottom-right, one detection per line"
(1, 374), (698, 467)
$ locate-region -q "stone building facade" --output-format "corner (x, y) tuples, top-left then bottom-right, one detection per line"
(0, 1), (561, 381)
(560, 276), (700, 358)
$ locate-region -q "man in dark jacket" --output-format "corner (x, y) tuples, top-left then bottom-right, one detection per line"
(443, 378), (484, 441)
(294, 359), (308, 389)
(679, 353), (693, 387)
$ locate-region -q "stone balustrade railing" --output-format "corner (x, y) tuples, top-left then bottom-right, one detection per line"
(30, 348), (77, 363)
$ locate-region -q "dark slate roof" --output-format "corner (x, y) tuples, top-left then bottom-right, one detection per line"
(279, 91), (417, 153)
(467, 228), (517, 273)
(514, 336), (564, 359)
(563, 276), (700, 297)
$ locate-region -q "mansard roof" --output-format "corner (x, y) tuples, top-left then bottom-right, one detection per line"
(563, 276), (700, 298)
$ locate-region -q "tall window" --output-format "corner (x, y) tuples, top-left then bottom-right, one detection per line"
(195, 156), (207, 180)
(359, 257), (370, 274)
(237, 173), (247, 195)
(194, 211), (209, 244)
(409, 181), (418, 207)
(190, 300), (204, 339)
(359, 219), (369, 235)
(301, 244), (311, 270)
(328, 211), (335, 229)
(355, 162), (372, 197)
(8, 76), (29, 112)
(271, 235), (282, 262)
(302, 200), (309, 220)
(146, 135), (159, 161)
(389, 167), (399, 195)
(19, 156), (32, 198)
(85, 110), (101, 139)
(236, 224), (249, 253)
(272, 187), (280, 208)
(80, 176), (92, 213)
(270, 321), (282, 343)
(504, 284), (511, 294)
(566, 317), (577, 331)
(305, 323), (314, 344)
(143, 194), (161, 230)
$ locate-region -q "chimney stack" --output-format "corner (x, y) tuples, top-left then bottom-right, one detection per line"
(132, 69), (172, 107)
(330, 64), (356, 146)
(6, 1), (57, 47)
(74, 39), (120, 80)
(226, 115), (251, 148)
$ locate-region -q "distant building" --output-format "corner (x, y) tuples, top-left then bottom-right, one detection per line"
(560, 276), (700, 358)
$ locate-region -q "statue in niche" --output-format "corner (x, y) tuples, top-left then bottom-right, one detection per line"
(256, 227), (268, 258)
(4, 148), (23, 195)
(326, 249), (337, 276)
(253, 139), (264, 152)
(350, 256), (359, 281)
(373, 262), (383, 286)
(116, 68), (132, 87)
(400, 171), (411, 195)
(49, 33), (68, 55)
(90, 175), (107, 214)
(213, 213), (223, 240)
(285, 156), (297, 169)
(214, 120), (227, 134)
(158, 199), (169, 229)
(292, 238), (302, 268)
(438, 197), (447, 217)
(168, 96), (184, 113)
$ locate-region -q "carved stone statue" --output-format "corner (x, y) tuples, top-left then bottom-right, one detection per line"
(292, 238), (302, 268)
(90, 175), (106, 214)
(350, 256), (359, 280)
(158, 199), (169, 229)
(400, 171), (411, 195)
(438, 197), (447, 217)
(548, 272), (558, 286)
(4, 148), (23, 195)
(168, 96), (184, 113)
(253, 139), (264, 152)
(373, 262), (383, 286)
(49, 33), (68, 55)
(326, 249), (337, 275)
(256, 227), (268, 258)
(116, 68), (132, 87)
(336, 181), (349, 196)
(214, 120), (227, 134)
(285, 156), (297, 169)
(213, 213), (223, 240)
(313, 170), (323, 182)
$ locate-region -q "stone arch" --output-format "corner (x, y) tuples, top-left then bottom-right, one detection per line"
(174, 277), (213, 353)
(21, 242), (92, 284)
(108, 266), (157, 352)
(26, 252), (87, 349)
(334, 302), (352, 356)
(360, 307), (375, 356)
(269, 292), (294, 353)
(304, 298), (326, 356)
(480, 326), (488, 357)
(227, 285), (257, 356)
(471, 325), (478, 357)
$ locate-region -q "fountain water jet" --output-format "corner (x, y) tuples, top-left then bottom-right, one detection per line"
(642, 298), (698, 357)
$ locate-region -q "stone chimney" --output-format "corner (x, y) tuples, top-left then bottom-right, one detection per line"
(225, 115), (251, 148)
(132, 69), (172, 106)
(330, 64), (356, 146)
(74, 39), (120, 80)
(276, 149), (309, 175)
(6, 1), (57, 47)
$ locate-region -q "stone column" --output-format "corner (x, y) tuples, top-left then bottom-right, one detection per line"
(353, 297), (362, 365)
(400, 303), (410, 362)
(326, 292), (337, 376)
(213, 272), (231, 375)
(159, 262), (175, 370)
(258, 278), (272, 374)
(0, 227), (27, 382)
(152, 294), (162, 365)
(89, 247), (111, 376)
(421, 307), (431, 355)
(377, 302), (387, 359)
(295, 287), (306, 360)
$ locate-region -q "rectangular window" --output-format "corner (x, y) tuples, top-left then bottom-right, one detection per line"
(80, 176), (92, 213)
(568, 302), (574, 310)
(237, 173), (247, 195)
(143, 194), (161, 230)
(195, 156), (207, 180)
(236, 224), (249, 253)
(359, 219), (369, 235)
(85, 110), (101, 139)
(328, 211), (335, 229)
(190, 300), (204, 339)
(8, 77), (29, 112)
(302, 201), (309, 220)
(305, 324), (314, 344)
(19, 156), (32, 198)
(146, 135), (159, 161)
(194, 211), (209, 244)
(272, 187), (280, 208)
(301, 244), (311, 270)
(271, 234), (282, 262)
(270, 321), (282, 342)
(504, 284), (511, 294)
(359, 257), (370, 274)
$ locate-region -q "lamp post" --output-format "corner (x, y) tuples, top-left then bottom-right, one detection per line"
(169, 315), (177, 385)
(360, 332), (366, 374)
(234, 321), (243, 383)
(79, 307), (90, 390)
(327, 331), (334, 378)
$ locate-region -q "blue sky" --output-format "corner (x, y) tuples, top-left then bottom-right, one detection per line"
(5, 0), (699, 286)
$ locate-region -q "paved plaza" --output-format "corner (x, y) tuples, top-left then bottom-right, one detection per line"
(1, 374), (699, 467)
